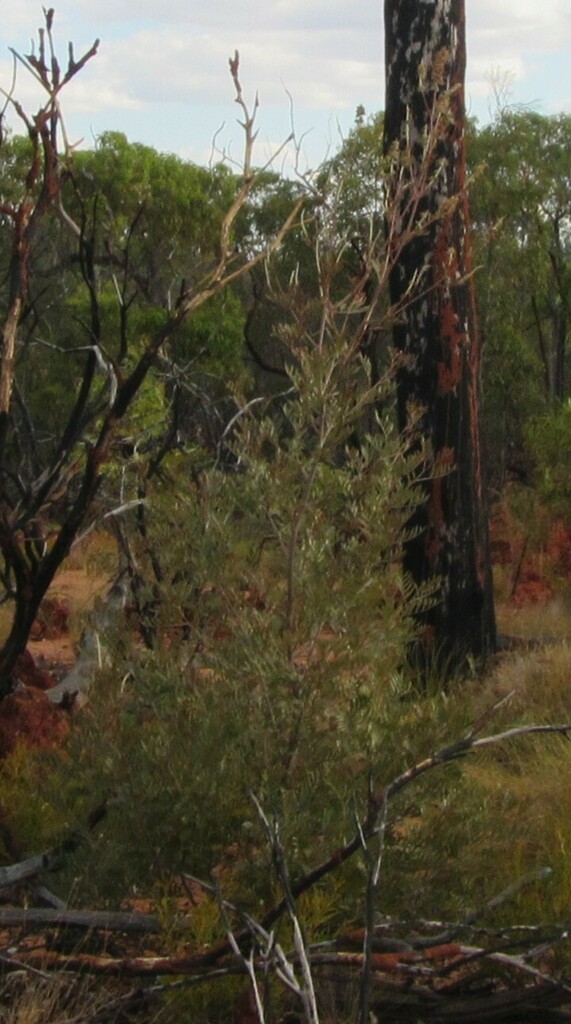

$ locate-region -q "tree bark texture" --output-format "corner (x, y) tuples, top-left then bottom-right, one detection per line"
(384, 0), (496, 666)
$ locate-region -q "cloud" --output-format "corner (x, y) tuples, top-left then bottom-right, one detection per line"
(55, 21), (380, 117)
(465, 0), (571, 116)
(2, 0), (569, 164)
(69, 0), (375, 32)
(470, 0), (571, 51)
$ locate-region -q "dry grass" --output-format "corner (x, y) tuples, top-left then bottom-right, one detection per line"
(496, 592), (571, 642)
(442, 629), (571, 930)
(484, 634), (571, 721)
(0, 975), (110, 1024)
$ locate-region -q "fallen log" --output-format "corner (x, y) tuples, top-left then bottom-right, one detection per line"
(0, 907), (160, 933)
(2, 942), (571, 1024)
(0, 850), (62, 890)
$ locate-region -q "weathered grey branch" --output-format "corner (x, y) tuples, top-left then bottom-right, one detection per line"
(0, 907), (160, 933)
(0, 850), (61, 890)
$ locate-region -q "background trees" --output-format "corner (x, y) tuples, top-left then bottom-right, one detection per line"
(470, 111), (571, 486)
(310, 105), (571, 498)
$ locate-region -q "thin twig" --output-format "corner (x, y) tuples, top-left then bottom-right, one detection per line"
(251, 793), (320, 1024)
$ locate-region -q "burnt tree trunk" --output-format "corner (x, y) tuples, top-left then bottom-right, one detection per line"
(384, 0), (496, 668)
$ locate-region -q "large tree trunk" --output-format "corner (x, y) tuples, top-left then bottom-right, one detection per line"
(384, 0), (496, 668)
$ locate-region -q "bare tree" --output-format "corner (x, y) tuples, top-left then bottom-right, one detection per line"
(0, 17), (302, 697)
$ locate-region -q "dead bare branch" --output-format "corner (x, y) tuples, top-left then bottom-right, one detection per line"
(0, 908), (160, 933)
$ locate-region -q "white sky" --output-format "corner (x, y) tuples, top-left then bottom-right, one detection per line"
(2, 1), (570, 171)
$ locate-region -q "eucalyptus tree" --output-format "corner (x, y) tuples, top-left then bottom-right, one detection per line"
(383, 0), (496, 668)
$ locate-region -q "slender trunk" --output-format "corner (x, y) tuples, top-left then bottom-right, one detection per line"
(531, 295), (552, 396)
(553, 308), (566, 401)
(0, 298), (21, 420)
(384, 0), (496, 669)
(549, 227), (569, 401)
(0, 205), (32, 461)
(0, 597), (43, 695)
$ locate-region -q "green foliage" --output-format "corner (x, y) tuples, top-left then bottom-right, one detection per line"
(33, 289), (444, 914)
(468, 110), (571, 481)
(0, 132), (37, 208)
(169, 289), (245, 376)
(71, 132), (237, 301)
(317, 108), (386, 236)
(1, 128), (250, 488)
(526, 399), (571, 512)
(0, 745), (65, 859)
(3, 108), (571, 495)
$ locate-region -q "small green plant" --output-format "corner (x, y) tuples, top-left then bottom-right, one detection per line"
(48, 359), (435, 904)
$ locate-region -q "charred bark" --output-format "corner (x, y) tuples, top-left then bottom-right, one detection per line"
(384, 0), (496, 669)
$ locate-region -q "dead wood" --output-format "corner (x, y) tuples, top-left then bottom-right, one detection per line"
(0, 948), (229, 977)
(188, 715), (571, 968)
(3, 942), (571, 1023)
(0, 850), (62, 890)
(2, 711), (571, 1024)
(0, 907), (160, 932)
